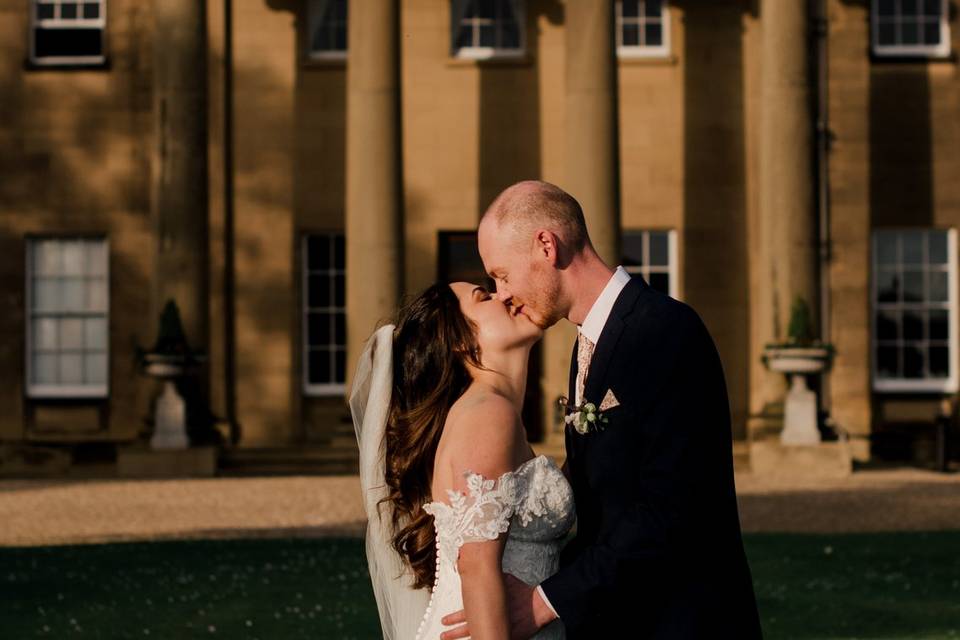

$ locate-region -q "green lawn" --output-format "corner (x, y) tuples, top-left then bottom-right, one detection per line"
(1, 533), (958, 639)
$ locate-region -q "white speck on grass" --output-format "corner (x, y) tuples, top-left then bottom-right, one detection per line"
(208, 624), (216, 633)
(823, 546), (833, 555)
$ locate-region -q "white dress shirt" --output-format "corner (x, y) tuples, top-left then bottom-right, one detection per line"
(537, 265), (632, 620)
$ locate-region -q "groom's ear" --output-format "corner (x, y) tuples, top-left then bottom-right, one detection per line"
(534, 230), (560, 266)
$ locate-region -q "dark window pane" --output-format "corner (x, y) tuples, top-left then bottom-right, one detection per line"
(335, 349), (346, 383)
(876, 269), (900, 303)
(878, 0), (896, 16)
(312, 26), (332, 51)
(622, 0), (640, 18)
(37, 3), (55, 20)
(649, 232), (669, 266)
(903, 231), (924, 263)
(621, 233), (644, 268)
(930, 309), (949, 340)
(622, 23), (640, 46)
(479, 24), (495, 46)
(333, 0), (347, 20)
(930, 346), (949, 377)
(878, 21), (896, 45)
(333, 234), (345, 268)
(334, 274), (345, 307)
(649, 272), (670, 295)
(645, 0), (663, 17)
(923, 20), (941, 44)
(903, 270), (925, 302)
(308, 349), (331, 384)
(877, 346), (899, 377)
(923, 0), (942, 17)
(334, 25), (347, 51)
(477, 0), (495, 19)
(876, 310), (900, 341)
(34, 27), (102, 58)
(308, 313), (331, 346)
(929, 270), (948, 302)
(645, 22), (662, 46)
(83, 3), (99, 19)
(876, 233), (898, 264)
(334, 312), (346, 347)
(903, 0), (919, 13)
(903, 345), (924, 378)
(456, 25), (473, 49)
(308, 274), (330, 308)
(901, 20), (920, 45)
(307, 236), (328, 270)
(929, 231), (948, 264)
(61, 3), (78, 19)
(439, 233), (487, 284)
(502, 22), (520, 48)
(903, 310), (924, 340)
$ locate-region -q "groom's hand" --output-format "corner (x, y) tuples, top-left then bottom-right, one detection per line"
(440, 574), (557, 640)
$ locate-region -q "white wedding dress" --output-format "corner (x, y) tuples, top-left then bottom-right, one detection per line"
(414, 454), (575, 640)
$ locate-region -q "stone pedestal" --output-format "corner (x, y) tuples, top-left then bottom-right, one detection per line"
(151, 381), (189, 450)
(117, 446), (217, 479)
(781, 374), (821, 445)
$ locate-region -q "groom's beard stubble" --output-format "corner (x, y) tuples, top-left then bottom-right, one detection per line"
(526, 263), (564, 330)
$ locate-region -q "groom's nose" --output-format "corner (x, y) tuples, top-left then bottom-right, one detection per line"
(495, 287), (511, 303)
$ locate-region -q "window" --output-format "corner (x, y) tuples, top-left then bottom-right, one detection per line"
(303, 234), (346, 395)
(451, 0), (525, 60)
(616, 0), (670, 59)
(307, 0), (347, 60)
(872, 0), (950, 58)
(26, 238), (109, 398)
(872, 229), (957, 392)
(30, 0), (106, 66)
(437, 231), (493, 288)
(622, 230), (678, 298)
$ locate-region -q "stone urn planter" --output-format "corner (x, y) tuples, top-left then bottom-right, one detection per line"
(763, 345), (833, 446)
(138, 301), (205, 451)
(143, 352), (195, 450)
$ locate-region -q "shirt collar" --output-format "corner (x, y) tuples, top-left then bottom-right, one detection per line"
(579, 266), (632, 344)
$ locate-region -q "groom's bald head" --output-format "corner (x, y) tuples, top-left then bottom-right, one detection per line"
(481, 180), (589, 253)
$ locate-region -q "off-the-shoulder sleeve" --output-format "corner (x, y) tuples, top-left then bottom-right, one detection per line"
(423, 470), (521, 567)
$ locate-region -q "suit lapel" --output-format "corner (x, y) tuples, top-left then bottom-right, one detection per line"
(582, 277), (647, 405)
(568, 338), (579, 404)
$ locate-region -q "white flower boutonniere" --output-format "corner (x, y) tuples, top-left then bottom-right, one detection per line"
(559, 396), (609, 435)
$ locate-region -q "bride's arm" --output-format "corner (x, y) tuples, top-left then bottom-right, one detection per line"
(444, 395), (524, 640)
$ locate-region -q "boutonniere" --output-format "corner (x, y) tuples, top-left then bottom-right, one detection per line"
(558, 396), (609, 435)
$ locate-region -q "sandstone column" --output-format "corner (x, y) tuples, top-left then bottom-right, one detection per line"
(564, 0), (620, 264)
(345, 1), (402, 388)
(152, 0), (209, 366)
(539, 2), (620, 447)
(754, 0), (817, 405)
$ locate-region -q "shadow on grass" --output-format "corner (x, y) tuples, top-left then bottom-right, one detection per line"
(1, 532), (958, 639)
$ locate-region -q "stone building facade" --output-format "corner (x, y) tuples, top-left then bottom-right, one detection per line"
(0, 0), (957, 468)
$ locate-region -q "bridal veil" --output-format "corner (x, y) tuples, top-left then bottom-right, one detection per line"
(350, 324), (430, 640)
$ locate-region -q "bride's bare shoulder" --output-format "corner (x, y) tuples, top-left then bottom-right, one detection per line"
(440, 390), (524, 479)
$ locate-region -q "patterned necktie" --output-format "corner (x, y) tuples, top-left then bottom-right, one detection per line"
(576, 334), (596, 406)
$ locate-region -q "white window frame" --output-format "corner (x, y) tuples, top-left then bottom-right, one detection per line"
(871, 228), (958, 393)
(622, 229), (679, 300)
(302, 233), (346, 397)
(307, 0), (347, 61)
(451, 0), (526, 61)
(29, 0), (107, 66)
(25, 237), (110, 399)
(871, 0), (951, 59)
(616, 0), (670, 60)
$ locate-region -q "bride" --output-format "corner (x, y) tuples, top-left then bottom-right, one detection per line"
(351, 282), (575, 639)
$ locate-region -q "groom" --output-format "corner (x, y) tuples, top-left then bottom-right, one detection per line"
(441, 181), (762, 639)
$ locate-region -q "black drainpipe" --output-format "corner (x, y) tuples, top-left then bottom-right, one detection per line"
(813, 0), (833, 419)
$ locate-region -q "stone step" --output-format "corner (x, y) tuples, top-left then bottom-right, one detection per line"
(217, 446), (358, 476)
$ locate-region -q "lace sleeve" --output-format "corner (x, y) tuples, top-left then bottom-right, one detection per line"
(423, 470), (521, 564)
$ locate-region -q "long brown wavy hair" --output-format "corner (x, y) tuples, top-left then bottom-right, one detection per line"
(381, 283), (483, 589)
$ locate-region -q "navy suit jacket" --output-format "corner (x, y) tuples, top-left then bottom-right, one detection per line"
(539, 276), (763, 639)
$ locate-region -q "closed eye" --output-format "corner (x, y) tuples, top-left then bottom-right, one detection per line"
(472, 286), (492, 301)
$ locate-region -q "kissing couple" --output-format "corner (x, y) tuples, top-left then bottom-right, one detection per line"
(350, 181), (762, 639)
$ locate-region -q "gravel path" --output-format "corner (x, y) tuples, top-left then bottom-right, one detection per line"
(1, 469), (958, 547)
